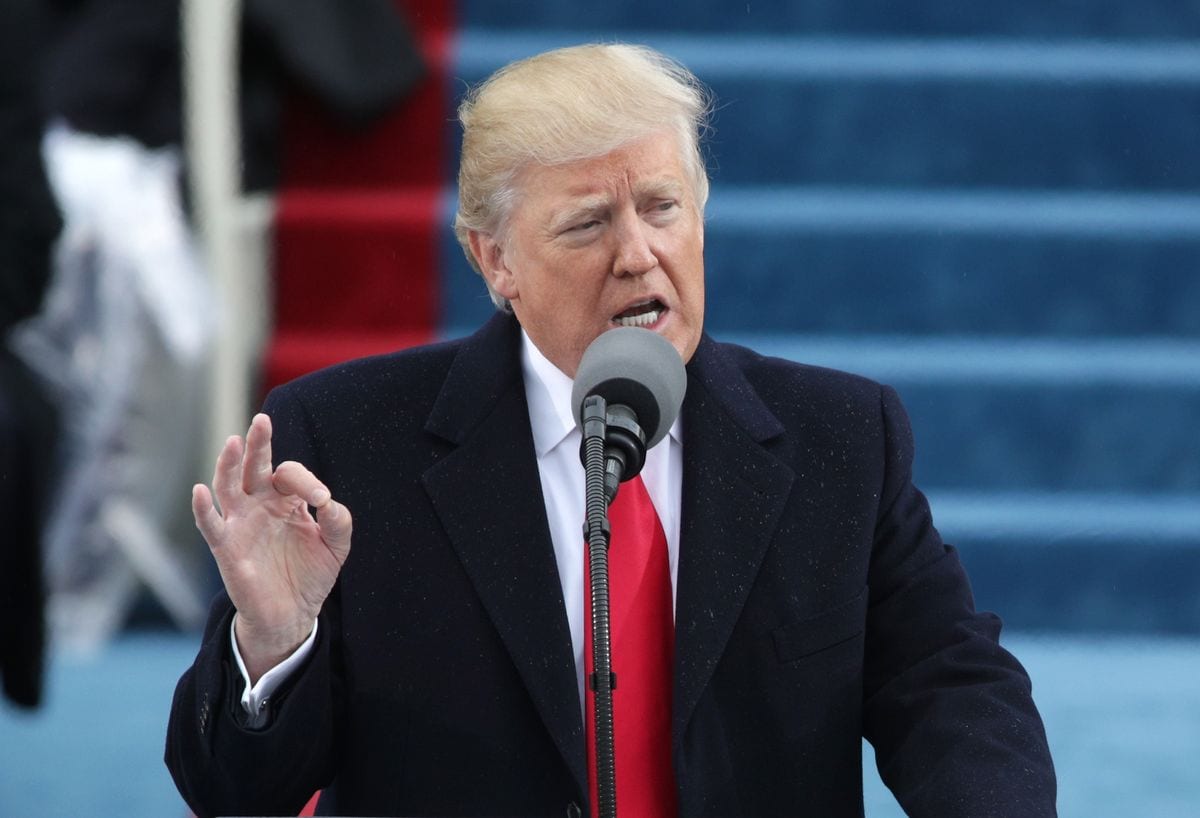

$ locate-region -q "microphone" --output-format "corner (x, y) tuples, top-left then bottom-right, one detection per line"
(573, 328), (685, 814)
(572, 327), (687, 493)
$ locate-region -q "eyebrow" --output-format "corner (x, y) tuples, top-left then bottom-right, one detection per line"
(547, 197), (609, 234)
(635, 177), (687, 200)
(549, 178), (688, 231)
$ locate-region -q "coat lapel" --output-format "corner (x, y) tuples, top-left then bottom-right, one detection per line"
(420, 315), (588, 797)
(672, 335), (795, 745)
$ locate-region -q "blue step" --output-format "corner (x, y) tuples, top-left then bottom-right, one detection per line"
(439, 188), (1200, 338)
(703, 187), (1200, 337)
(450, 33), (1200, 190)
(458, 1), (1200, 39)
(932, 492), (1200, 634)
(907, 380), (1199, 491)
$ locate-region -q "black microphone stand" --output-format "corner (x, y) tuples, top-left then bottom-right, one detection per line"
(580, 394), (646, 818)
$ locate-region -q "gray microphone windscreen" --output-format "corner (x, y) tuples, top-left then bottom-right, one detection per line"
(571, 327), (687, 449)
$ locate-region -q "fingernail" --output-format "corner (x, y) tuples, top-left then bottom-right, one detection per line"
(312, 488), (331, 505)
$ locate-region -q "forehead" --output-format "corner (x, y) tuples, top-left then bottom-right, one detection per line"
(514, 131), (690, 210)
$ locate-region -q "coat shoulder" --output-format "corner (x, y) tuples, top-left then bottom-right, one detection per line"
(707, 338), (889, 420)
(263, 337), (466, 422)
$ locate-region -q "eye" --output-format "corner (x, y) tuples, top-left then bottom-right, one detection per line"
(646, 199), (680, 221)
(569, 219), (601, 232)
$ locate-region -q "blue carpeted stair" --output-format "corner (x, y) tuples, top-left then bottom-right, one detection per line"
(440, 5), (1200, 633)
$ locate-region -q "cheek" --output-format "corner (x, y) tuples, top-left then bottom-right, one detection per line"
(668, 245), (705, 299)
(562, 259), (610, 308)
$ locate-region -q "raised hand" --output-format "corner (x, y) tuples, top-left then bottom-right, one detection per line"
(192, 413), (352, 683)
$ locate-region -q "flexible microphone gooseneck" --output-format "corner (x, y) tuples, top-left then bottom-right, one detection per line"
(572, 327), (686, 818)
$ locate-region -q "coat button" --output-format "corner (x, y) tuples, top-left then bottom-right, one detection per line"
(565, 802), (582, 818)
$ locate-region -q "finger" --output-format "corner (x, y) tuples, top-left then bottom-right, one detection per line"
(315, 499), (353, 560)
(211, 433), (247, 514)
(192, 483), (225, 547)
(272, 460), (331, 507)
(241, 413), (275, 495)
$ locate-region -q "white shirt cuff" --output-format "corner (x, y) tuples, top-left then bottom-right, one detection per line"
(231, 615), (319, 725)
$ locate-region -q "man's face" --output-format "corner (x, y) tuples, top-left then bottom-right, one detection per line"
(470, 131), (705, 377)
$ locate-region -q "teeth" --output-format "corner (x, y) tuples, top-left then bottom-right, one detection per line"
(615, 309), (660, 327)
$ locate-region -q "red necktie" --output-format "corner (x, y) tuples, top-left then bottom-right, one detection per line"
(585, 474), (677, 817)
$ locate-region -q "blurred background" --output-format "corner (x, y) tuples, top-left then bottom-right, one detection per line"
(2, 1), (1198, 816)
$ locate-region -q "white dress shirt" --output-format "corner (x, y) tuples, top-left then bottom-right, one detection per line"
(235, 329), (683, 718)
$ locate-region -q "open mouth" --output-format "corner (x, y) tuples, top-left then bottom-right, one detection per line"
(612, 299), (665, 328)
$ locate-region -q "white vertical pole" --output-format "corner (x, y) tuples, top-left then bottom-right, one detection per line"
(182, 0), (272, 460)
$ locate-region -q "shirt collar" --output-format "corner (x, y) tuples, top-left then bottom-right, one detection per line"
(521, 330), (579, 457)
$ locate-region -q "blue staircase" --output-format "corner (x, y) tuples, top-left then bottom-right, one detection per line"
(440, 5), (1200, 633)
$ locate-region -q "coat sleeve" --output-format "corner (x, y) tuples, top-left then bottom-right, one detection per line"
(163, 387), (345, 818)
(862, 386), (1057, 817)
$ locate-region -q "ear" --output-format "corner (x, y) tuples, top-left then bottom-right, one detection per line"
(469, 230), (519, 301)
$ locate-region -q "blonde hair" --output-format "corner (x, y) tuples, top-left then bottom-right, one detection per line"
(453, 43), (712, 309)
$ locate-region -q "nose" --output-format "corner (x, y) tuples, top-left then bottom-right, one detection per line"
(612, 211), (658, 277)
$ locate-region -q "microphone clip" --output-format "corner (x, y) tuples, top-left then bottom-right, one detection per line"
(580, 394), (647, 505)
